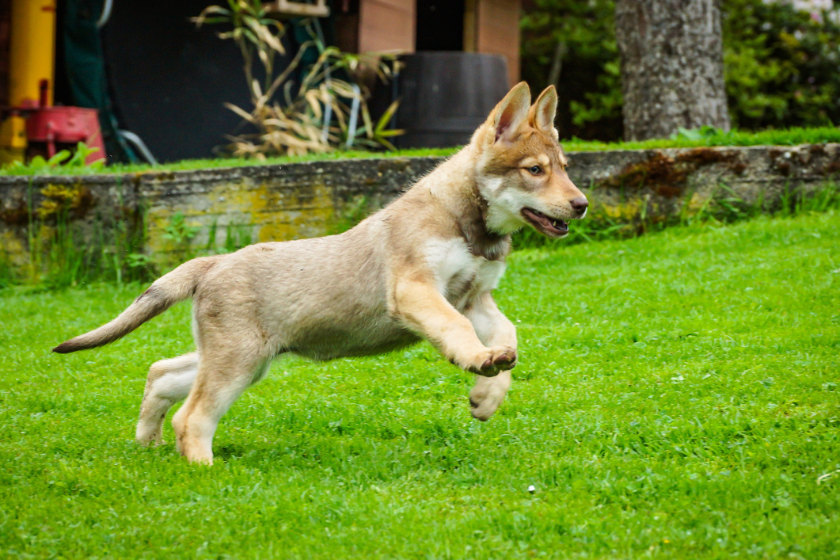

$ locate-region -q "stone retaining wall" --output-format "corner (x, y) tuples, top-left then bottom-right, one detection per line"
(2, 143), (839, 272)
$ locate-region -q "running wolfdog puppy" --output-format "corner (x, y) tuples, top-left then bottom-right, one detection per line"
(54, 82), (588, 464)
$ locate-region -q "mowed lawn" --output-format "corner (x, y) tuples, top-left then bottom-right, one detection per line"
(1, 210), (838, 559)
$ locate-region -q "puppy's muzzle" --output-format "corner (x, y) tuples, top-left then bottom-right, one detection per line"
(570, 196), (589, 218)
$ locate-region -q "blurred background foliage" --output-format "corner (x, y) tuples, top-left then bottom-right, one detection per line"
(521, 0), (840, 141)
(521, 0), (622, 140)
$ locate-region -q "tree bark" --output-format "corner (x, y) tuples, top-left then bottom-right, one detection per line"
(615, 0), (731, 140)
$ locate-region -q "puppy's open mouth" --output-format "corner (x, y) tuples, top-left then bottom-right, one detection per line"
(521, 208), (568, 237)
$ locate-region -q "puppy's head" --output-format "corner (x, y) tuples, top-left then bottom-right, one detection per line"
(473, 82), (588, 238)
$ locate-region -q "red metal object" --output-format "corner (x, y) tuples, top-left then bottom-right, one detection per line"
(11, 79), (107, 165)
(25, 106), (106, 164)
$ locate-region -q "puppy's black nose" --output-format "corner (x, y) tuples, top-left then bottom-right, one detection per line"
(570, 196), (589, 213)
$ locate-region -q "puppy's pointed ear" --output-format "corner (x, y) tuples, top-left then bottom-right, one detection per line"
(490, 82), (531, 143)
(529, 86), (558, 132)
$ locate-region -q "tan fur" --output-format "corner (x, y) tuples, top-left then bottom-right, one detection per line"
(54, 83), (587, 464)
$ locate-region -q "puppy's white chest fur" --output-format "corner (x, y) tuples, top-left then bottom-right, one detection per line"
(424, 238), (506, 308)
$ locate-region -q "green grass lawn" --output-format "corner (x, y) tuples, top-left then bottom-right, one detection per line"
(3, 126), (840, 177)
(1, 210), (838, 558)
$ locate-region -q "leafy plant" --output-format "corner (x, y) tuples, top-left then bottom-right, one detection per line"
(3, 142), (105, 174)
(520, 0), (622, 140)
(195, 0), (402, 157)
(126, 252), (155, 272)
(162, 213), (200, 245)
(161, 212), (201, 263)
(722, 0), (840, 129)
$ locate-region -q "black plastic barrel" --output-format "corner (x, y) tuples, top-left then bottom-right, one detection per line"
(393, 52), (510, 148)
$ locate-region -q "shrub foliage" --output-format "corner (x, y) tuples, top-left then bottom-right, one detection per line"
(521, 0), (840, 140)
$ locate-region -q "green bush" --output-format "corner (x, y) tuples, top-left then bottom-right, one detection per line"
(521, 0), (840, 140)
(520, 0), (622, 140)
(723, 0), (840, 129)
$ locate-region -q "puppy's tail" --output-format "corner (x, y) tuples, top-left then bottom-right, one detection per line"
(53, 256), (221, 354)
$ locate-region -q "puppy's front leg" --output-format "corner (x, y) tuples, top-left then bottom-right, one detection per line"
(392, 278), (516, 376)
(464, 293), (517, 421)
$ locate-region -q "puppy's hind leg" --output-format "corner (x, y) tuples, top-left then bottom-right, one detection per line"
(470, 370), (512, 421)
(171, 348), (269, 465)
(136, 352), (199, 446)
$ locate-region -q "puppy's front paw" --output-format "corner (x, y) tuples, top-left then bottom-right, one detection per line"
(468, 346), (516, 377)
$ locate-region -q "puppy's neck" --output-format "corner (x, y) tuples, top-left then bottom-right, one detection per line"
(428, 147), (511, 261)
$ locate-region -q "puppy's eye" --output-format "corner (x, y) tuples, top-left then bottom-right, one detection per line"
(528, 165), (543, 176)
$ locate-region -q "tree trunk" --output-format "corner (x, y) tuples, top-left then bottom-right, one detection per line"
(615, 0), (731, 141)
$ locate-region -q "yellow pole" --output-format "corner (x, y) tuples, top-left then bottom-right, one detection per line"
(9, 0), (56, 107)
